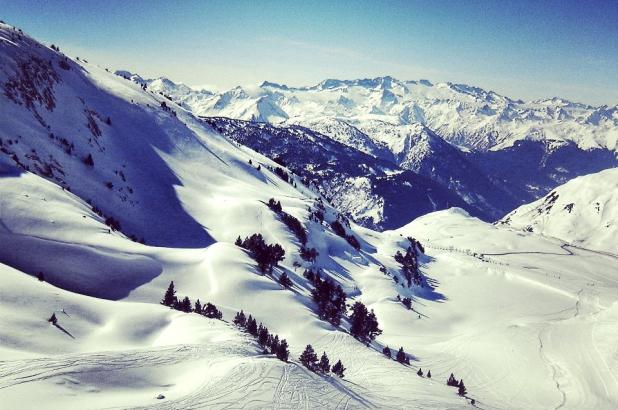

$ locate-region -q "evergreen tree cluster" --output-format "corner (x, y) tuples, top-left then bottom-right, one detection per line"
(267, 198), (282, 213)
(308, 208), (325, 224)
(305, 269), (347, 326)
(394, 237), (423, 287)
(299, 344), (345, 378)
(235, 233), (285, 273)
(281, 212), (307, 245)
(274, 166), (289, 182)
(401, 297), (412, 310)
(307, 199), (326, 224)
(160, 281), (223, 318)
(278, 271), (293, 288)
(330, 220), (361, 250)
(233, 310), (290, 362)
(267, 198), (318, 262)
(447, 373), (467, 396)
(383, 345), (422, 369)
(408, 237), (425, 253)
(349, 301), (382, 343)
(299, 246), (318, 262)
(266, 198), (307, 245)
(395, 346), (410, 364)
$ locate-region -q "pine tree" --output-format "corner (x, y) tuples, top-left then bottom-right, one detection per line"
(48, 313), (57, 325)
(396, 347), (407, 364)
(304, 269), (316, 283)
(383, 346), (391, 358)
(366, 309), (382, 340)
(311, 276), (347, 326)
(427, 370), (431, 378)
(269, 334), (280, 354)
(318, 352), (330, 373)
(194, 299), (202, 314)
(37, 272), (45, 281)
(402, 297), (412, 309)
(257, 324), (270, 346)
(233, 310), (246, 327)
(204, 302), (223, 319)
(180, 296), (192, 313)
(246, 315), (258, 336)
(349, 301), (382, 342)
(332, 360), (345, 378)
(235, 236), (243, 246)
(458, 380), (467, 396)
(417, 368), (423, 377)
(277, 339), (289, 362)
(161, 281), (177, 307)
(278, 271), (293, 288)
(447, 373), (458, 387)
(299, 344), (319, 370)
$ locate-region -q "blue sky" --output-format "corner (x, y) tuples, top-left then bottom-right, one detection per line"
(2, 0), (617, 105)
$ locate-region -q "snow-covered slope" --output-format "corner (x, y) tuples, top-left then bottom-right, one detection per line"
(1, 23), (617, 410)
(0, 22), (470, 408)
(395, 208), (618, 410)
(499, 168), (618, 254)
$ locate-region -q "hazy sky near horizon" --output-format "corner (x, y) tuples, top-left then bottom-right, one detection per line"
(2, 0), (617, 105)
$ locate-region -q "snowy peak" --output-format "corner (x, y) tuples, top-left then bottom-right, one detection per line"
(260, 80), (290, 90)
(155, 74), (617, 152)
(499, 168), (618, 254)
(313, 76), (402, 91)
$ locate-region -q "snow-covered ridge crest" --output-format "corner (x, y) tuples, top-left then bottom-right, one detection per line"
(499, 168), (618, 254)
(145, 73), (617, 152)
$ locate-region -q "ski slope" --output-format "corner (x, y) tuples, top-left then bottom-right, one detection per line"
(0, 22), (617, 409)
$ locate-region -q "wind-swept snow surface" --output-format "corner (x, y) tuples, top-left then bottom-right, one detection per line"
(0, 22), (617, 410)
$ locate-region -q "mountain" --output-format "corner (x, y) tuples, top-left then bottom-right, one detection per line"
(1, 23), (617, 410)
(498, 168), (618, 254)
(0, 22), (472, 408)
(145, 75), (617, 225)
(150, 75), (618, 152)
(204, 117), (475, 229)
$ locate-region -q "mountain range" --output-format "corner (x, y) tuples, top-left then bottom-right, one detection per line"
(1, 22), (617, 410)
(136, 73), (617, 227)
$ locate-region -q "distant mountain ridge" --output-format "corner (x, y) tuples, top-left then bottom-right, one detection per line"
(118, 73), (617, 227)
(139, 74), (617, 152)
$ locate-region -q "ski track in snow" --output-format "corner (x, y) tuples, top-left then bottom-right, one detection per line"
(0, 346), (370, 410)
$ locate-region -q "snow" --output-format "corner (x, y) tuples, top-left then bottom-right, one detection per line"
(499, 168), (618, 254)
(0, 22), (617, 410)
(154, 75), (618, 153)
(161, 76), (617, 226)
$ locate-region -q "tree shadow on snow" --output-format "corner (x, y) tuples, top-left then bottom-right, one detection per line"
(53, 323), (75, 339)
